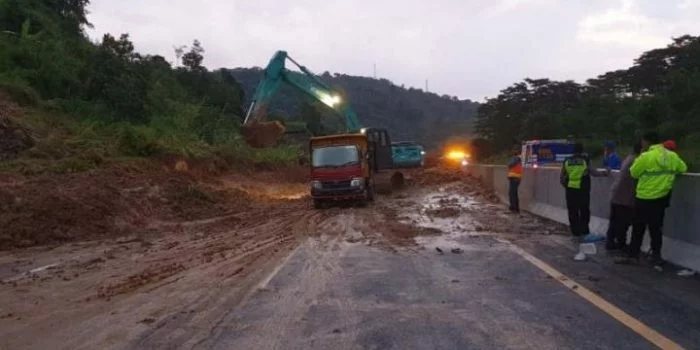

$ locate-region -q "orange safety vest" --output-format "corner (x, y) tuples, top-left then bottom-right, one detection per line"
(508, 162), (523, 178)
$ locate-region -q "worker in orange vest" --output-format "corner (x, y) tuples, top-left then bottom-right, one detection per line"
(507, 146), (523, 213)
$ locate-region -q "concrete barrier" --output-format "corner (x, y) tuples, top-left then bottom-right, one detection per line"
(465, 164), (700, 271)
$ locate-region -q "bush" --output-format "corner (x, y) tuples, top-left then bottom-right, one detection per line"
(118, 125), (162, 157)
(0, 80), (40, 106)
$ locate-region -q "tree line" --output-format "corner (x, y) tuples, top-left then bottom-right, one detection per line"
(0, 0), (247, 159)
(474, 35), (700, 165)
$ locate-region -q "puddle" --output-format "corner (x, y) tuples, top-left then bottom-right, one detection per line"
(399, 189), (479, 234)
(393, 187), (495, 249)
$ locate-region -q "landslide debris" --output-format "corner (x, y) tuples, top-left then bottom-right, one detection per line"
(0, 163), (308, 250)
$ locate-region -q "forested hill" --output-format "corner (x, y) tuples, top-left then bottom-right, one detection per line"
(230, 68), (479, 147)
(474, 35), (700, 169)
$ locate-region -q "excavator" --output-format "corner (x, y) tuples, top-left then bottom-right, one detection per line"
(241, 50), (360, 147)
(241, 50), (413, 207)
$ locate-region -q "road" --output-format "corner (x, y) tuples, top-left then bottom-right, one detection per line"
(1, 179), (699, 349)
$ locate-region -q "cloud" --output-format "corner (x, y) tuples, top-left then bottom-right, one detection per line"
(86, 0), (700, 100)
(577, 0), (700, 49)
(577, 0), (668, 48)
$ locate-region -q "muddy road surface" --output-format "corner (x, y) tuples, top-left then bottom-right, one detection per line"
(2, 172), (700, 350)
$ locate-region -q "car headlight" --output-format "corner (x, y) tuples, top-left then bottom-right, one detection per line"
(420, 150), (426, 155)
(350, 177), (365, 187)
(311, 180), (322, 189)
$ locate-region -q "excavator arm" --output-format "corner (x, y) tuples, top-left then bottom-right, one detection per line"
(242, 51), (361, 147)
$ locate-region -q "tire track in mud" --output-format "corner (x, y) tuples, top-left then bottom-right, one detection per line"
(199, 213), (366, 350)
(0, 203), (329, 350)
(128, 209), (327, 350)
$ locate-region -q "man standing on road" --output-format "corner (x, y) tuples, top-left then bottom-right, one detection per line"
(619, 132), (687, 267)
(603, 141), (622, 170)
(606, 142), (641, 252)
(507, 147), (523, 213)
(560, 143), (608, 241)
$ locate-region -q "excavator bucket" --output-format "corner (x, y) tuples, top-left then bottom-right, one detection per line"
(241, 121), (286, 148)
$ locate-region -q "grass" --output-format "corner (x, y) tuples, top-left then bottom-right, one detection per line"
(1, 103), (301, 175)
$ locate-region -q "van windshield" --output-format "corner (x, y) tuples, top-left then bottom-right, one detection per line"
(312, 145), (360, 168)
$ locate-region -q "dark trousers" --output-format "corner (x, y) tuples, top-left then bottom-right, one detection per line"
(606, 204), (634, 248)
(565, 188), (590, 236)
(629, 198), (667, 258)
(508, 177), (520, 212)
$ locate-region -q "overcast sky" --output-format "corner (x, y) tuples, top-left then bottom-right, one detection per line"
(86, 0), (700, 101)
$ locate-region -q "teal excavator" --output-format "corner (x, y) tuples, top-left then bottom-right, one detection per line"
(241, 50), (361, 147)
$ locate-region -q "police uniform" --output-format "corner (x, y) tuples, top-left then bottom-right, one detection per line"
(560, 153), (592, 237)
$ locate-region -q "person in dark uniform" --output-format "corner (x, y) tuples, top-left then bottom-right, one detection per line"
(560, 143), (608, 241)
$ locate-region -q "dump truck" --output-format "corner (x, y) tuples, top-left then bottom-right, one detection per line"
(308, 128), (391, 208)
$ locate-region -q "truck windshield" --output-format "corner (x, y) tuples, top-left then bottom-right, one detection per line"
(312, 145), (360, 168)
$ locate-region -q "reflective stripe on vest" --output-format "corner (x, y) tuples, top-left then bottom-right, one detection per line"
(564, 158), (588, 189)
(508, 163), (523, 178)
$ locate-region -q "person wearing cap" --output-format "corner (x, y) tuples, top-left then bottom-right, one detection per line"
(663, 140), (676, 150)
(506, 146), (523, 213)
(618, 132), (687, 267)
(603, 141), (622, 170)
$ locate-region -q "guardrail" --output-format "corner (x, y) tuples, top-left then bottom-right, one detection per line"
(464, 164), (700, 271)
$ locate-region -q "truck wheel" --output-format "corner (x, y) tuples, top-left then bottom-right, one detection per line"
(390, 172), (405, 188)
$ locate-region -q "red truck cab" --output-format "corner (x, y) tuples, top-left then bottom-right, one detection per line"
(309, 134), (374, 208)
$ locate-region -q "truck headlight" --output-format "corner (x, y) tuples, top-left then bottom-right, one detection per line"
(350, 177), (365, 187)
(461, 159), (468, 166)
(420, 150), (426, 155)
(311, 180), (322, 189)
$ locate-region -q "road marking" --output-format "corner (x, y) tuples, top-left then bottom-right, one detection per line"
(497, 239), (685, 350)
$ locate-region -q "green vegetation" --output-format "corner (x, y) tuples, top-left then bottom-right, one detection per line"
(474, 35), (700, 171)
(0, 0), (299, 174)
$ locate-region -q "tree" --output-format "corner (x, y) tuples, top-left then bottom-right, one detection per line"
(49, 0), (92, 27)
(182, 39), (204, 71)
(101, 33), (136, 61)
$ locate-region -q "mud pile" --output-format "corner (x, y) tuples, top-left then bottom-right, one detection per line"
(241, 121), (286, 148)
(0, 167), (256, 249)
(411, 167), (468, 186)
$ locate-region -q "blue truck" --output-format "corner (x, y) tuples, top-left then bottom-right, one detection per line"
(521, 139), (575, 168)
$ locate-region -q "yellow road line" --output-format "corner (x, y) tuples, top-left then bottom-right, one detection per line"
(498, 239), (685, 350)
